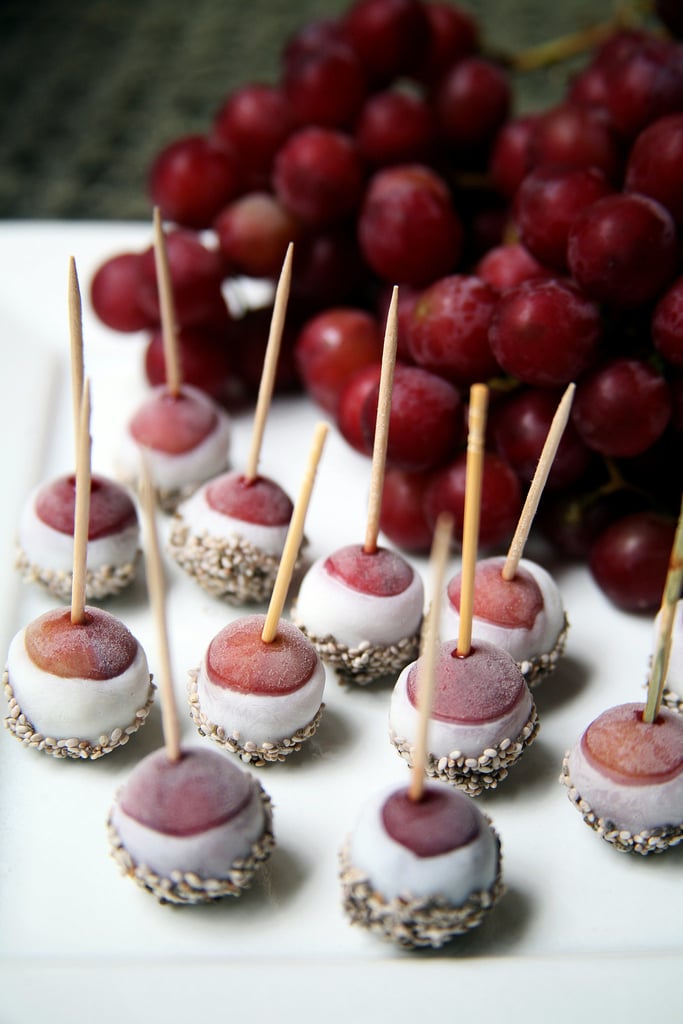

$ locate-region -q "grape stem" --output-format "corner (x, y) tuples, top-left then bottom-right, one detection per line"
(498, 3), (648, 73)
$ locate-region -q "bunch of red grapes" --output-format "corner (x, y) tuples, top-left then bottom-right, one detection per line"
(90, 0), (683, 613)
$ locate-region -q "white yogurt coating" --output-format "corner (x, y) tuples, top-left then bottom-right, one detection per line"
(6, 629), (150, 741)
(175, 483), (290, 556)
(195, 654), (326, 745)
(439, 556), (565, 662)
(294, 555), (424, 647)
(567, 739), (683, 832)
(347, 784), (499, 904)
(116, 384), (231, 492)
(18, 491), (139, 573)
(110, 776), (266, 879)
(390, 660), (533, 757)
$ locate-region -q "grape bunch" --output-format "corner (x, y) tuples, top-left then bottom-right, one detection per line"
(90, 0), (683, 612)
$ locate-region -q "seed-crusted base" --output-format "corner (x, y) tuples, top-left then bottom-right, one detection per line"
(339, 832), (504, 949)
(521, 614), (569, 688)
(107, 785), (275, 904)
(391, 703), (540, 797)
(3, 670), (155, 759)
(293, 621), (421, 686)
(15, 547), (139, 603)
(560, 753), (683, 855)
(168, 519), (299, 604)
(188, 669), (324, 764)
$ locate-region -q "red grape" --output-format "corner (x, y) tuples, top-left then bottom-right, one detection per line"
(489, 114), (537, 200)
(230, 307), (301, 398)
(289, 226), (365, 313)
(212, 84), (293, 192)
(144, 326), (235, 405)
(337, 363), (382, 454)
(415, 1), (479, 84)
(514, 165), (612, 272)
(343, 0), (430, 83)
(375, 283), (420, 363)
(567, 193), (678, 309)
(360, 364), (463, 471)
(435, 57), (511, 151)
(149, 135), (241, 229)
(355, 89), (437, 167)
(424, 451), (522, 550)
(358, 164), (463, 287)
(625, 113), (683, 227)
(489, 278), (602, 388)
(273, 127), (365, 227)
(529, 103), (622, 182)
(136, 229), (228, 329)
(538, 483), (647, 560)
(603, 35), (683, 141)
(652, 275), (683, 369)
(490, 387), (593, 490)
(475, 242), (549, 294)
(294, 307), (383, 416)
(589, 512), (677, 612)
(406, 274), (500, 385)
(572, 358), (673, 458)
(214, 192), (300, 279)
(282, 39), (368, 129)
(90, 253), (154, 333)
(379, 467), (434, 552)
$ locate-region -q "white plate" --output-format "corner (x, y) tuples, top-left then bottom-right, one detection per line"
(0, 222), (680, 1023)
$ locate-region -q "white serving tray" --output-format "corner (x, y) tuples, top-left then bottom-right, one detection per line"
(0, 222), (679, 1023)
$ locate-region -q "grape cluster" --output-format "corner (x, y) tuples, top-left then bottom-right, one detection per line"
(90, 0), (683, 612)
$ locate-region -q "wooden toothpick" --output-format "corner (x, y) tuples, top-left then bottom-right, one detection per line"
(68, 257), (85, 470)
(364, 285), (399, 555)
(409, 512), (453, 803)
(456, 384), (489, 658)
(139, 458), (182, 762)
(153, 207), (182, 397)
(502, 382), (576, 581)
(245, 243), (294, 482)
(643, 494), (683, 724)
(71, 379), (91, 625)
(261, 421), (329, 644)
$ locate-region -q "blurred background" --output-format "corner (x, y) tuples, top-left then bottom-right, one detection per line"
(0, 0), (648, 219)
